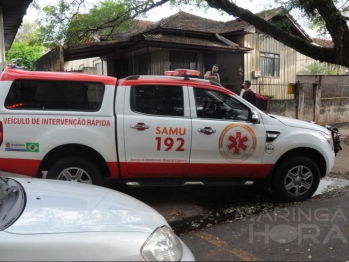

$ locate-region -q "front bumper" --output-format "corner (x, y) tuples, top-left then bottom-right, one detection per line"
(326, 125), (342, 156)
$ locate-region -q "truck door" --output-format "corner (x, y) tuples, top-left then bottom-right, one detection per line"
(121, 84), (191, 178)
(188, 87), (268, 178)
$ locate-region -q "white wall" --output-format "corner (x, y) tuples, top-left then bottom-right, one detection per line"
(64, 57), (107, 75)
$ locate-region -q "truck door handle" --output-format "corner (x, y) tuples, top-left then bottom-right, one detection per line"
(130, 122), (149, 131)
(198, 127), (216, 135)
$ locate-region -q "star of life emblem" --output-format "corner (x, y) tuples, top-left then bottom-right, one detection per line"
(218, 124), (256, 163)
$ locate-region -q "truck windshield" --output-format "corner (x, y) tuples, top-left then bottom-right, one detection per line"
(0, 177), (26, 231)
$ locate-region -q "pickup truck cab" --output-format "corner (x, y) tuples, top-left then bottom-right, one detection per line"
(0, 68), (341, 202)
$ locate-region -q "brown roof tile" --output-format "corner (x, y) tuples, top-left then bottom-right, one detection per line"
(219, 19), (251, 34)
(106, 19), (155, 40)
(159, 11), (225, 33)
(312, 38), (334, 48)
(143, 34), (250, 51)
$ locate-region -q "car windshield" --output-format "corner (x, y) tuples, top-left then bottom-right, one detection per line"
(0, 177), (26, 231)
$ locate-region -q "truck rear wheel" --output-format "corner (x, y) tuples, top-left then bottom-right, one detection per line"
(47, 157), (104, 186)
(271, 156), (320, 202)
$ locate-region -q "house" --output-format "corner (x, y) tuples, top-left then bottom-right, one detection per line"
(40, 8), (330, 99)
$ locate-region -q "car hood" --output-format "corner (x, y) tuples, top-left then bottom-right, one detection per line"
(269, 114), (329, 133)
(5, 178), (168, 235)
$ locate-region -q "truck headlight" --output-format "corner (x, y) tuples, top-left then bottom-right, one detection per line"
(141, 226), (183, 261)
(325, 133), (333, 149)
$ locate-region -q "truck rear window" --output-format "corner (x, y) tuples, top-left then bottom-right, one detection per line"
(130, 85), (184, 116)
(5, 80), (104, 111)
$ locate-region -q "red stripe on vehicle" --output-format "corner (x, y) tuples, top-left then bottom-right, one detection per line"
(119, 162), (189, 178)
(118, 162), (273, 179)
(107, 162), (120, 179)
(188, 163), (274, 178)
(0, 158), (40, 177)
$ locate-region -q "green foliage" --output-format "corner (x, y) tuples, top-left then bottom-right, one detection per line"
(14, 20), (41, 46)
(35, 0), (173, 47)
(5, 42), (45, 70)
(297, 62), (339, 75)
(5, 20), (46, 70)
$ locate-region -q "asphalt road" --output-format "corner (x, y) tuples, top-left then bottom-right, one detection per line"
(179, 189), (349, 261)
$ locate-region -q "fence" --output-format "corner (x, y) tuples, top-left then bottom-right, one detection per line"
(221, 82), (295, 100)
(265, 76), (349, 125)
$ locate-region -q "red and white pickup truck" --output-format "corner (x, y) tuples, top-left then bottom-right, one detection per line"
(0, 68), (341, 202)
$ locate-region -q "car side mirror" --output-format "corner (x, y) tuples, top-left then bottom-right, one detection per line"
(251, 110), (260, 124)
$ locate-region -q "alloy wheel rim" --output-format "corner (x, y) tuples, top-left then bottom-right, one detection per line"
(284, 165), (313, 196)
(57, 167), (92, 184)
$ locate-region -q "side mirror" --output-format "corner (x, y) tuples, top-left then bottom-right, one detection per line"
(251, 110), (260, 124)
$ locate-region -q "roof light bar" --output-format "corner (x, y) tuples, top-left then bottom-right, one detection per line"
(164, 69), (200, 77)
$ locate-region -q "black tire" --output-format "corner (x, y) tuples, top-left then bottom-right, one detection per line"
(47, 157), (104, 186)
(271, 156), (320, 203)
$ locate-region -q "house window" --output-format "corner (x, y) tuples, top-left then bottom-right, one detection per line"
(260, 53), (280, 77)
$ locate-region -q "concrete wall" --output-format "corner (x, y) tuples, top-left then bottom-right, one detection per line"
(267, 99), (297, 119)
(267, 79), (349, 125)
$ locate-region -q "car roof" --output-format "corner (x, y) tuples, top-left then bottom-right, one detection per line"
(0, 68), (237, 96)
(118, 75), (237, 95)
(0, 68), (117, 86)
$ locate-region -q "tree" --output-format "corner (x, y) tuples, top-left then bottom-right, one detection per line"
(6, 43), (45, 70)
(34, 0), (172, 47)
(6, 20), (45, 70)
(297, 62), (340, 75)
(14, 19), (41, 46)
(34, 0), (349, 67)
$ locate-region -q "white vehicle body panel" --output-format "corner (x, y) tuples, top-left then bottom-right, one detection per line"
(260, 114), (335, 174)
(121, 85), (192, 177)
(0, 178), (194, 261)
(0, 84), (117, 162)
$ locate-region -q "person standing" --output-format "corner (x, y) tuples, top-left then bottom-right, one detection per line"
(204, 64), (220, 83)
(242, 80), (257, 106)
(240, 84), (255, 97)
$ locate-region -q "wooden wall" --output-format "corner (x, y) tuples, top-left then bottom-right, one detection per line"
(33, 46), (64, 72)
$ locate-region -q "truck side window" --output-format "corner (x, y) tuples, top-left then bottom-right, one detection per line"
(5, 80), (104, 111)
(131, 85), (184, 116)
(194, 88), (249, 121)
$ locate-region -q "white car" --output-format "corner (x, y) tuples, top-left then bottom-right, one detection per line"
(0, 176), (194, 261)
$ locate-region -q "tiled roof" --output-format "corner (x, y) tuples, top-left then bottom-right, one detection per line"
(219, 19), (251, 34)
(108, 11), (251, 40)
(312, 38), (334, 48)
(159, 11), (225, 33)
(143, 34), (249, 50)
(106, 19), (155, 40)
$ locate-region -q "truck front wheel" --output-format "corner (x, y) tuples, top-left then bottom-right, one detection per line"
(271, 156), (320, 202)
(47, 157), (104, 186)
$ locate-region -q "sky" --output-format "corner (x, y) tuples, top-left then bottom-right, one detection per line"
(23, 0), (317, 37)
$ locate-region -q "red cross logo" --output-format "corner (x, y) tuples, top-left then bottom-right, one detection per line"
(227, 131), (249, 154)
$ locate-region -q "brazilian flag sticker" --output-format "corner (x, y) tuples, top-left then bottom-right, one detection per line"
(26, 143), (39, 153)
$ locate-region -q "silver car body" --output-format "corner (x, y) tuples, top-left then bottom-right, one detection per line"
(0, 178), (194, 261)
